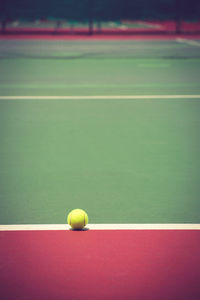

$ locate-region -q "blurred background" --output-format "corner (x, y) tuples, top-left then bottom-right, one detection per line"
(0, 0), (200, 35)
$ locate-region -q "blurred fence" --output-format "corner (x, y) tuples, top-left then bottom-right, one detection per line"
(0, 0), (200, 34)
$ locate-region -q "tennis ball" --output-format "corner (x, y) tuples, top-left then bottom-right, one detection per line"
(67, 209), (88, 230)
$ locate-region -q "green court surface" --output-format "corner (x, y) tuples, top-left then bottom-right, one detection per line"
(0, 40), (200, 96)
(1, 58), (200, 96)
(0, 39), (200, 225)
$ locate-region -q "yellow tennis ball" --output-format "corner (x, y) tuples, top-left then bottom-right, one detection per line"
(67, 209), (88, 229)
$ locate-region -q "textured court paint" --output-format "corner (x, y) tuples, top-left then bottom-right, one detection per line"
(0, 99), (200, 224)
(0, 58), (200, 96)
(0, 230), (200, 300)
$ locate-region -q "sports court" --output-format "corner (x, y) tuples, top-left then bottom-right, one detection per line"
(0, 0), (200, 299)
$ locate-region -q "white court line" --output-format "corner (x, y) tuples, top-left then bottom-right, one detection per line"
(0, 95), (200, 100)
(0, 224), (200, 231)
(176, 38), (200, 47)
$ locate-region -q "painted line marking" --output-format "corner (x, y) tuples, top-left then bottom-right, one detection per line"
(176, 38), (200, 47)
(0, 95), (200, 100)
(0, 224), (200, 231)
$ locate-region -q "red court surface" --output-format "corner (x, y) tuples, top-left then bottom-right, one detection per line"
(1, 34), (200, 40)
(0, 230), (200, 300)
